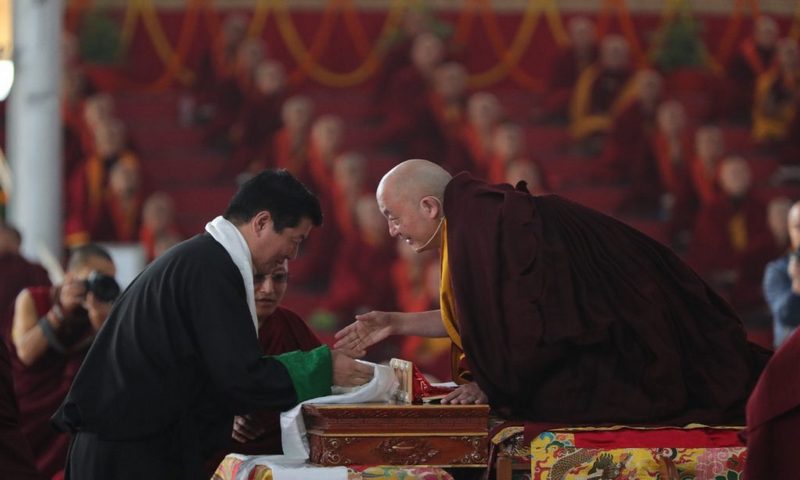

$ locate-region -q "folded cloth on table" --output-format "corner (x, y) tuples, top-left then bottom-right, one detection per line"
(280, 361), (398, 459)
(222, 453), (348, 480)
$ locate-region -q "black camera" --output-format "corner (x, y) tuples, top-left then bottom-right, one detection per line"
(84, 271), (121, 303)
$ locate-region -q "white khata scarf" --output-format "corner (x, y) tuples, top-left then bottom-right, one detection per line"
(205, 215), (259, 336)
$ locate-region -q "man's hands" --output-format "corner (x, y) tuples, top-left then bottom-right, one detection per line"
(331, 349), (374, 387)
(333, 311), (395, 356)
(231, 414), (267, 443)
(441, 382), (488, 405)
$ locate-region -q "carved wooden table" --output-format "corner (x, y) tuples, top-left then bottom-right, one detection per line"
(303, 403), (490, 468)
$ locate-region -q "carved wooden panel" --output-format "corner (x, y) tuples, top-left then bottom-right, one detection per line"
(303, 403), (490, 434)
(308, 433), (489, 467)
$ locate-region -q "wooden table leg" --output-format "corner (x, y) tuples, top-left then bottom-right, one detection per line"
(496, 453), (512, 480)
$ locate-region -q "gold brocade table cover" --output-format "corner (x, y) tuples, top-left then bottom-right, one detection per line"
(212, 455), (455, 480)
(489, 422), (747, 480)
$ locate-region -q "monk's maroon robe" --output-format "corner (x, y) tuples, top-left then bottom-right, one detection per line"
(443, 172), (768, 424)
(745, 327), (800, 479)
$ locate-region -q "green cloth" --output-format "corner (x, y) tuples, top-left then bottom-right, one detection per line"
(272, 345), (332, 402)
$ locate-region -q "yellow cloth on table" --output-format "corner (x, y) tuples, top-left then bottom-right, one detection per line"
(213, 454), (455, 480)
(527, 426), (746, 480)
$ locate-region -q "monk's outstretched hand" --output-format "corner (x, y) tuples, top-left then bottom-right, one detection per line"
(441, 382), (488, 405)
(333, 311), (394, 356)
(331, 349), (374, 387)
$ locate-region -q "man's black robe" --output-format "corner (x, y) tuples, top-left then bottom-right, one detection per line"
(52, 235), (324, 479)
(444, 172), (769, 425)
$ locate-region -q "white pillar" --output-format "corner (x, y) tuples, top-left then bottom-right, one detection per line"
(7, 0), (63, 260)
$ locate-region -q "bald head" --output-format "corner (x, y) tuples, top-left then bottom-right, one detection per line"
(377, 160), (453, 253)
(378, 159), (452, 206)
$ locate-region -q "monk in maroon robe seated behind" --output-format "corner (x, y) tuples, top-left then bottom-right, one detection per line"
(207, 260), (321, 472)
(0, 335), (41, 480)
(0, 223), (50, 338)
(687, 156), (772, 311)
(542, 16), (597, 121)
(10, 245), (117, 479)
(336, 159), (768, 424)
(745, 326), (800, 479)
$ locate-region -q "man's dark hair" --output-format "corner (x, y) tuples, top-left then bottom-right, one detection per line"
(224, 169), (323, 231)
(67, 244), (114, 271)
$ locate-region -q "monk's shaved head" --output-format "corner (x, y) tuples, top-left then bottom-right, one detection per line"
(377, 159), (452, 206)
(376, 159), (452, 253)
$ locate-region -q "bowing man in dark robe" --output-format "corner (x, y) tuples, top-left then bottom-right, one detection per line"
(336, 159), (768, 425)
(52, 170), (373, 480)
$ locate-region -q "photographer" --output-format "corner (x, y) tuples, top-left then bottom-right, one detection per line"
(764, 201), (800, 348)
(9, 244), (118, 478)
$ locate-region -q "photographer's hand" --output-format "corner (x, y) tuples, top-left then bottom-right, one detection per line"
(59, 277), (86, 315)
(84, 292), (113, 332)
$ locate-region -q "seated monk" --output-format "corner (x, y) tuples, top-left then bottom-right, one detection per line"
(207, 260), (321, 471)
(0, 223), (50, 336)
(139, 192), (182, 263)
(745, 327), (800, 479)
(429, 62), (468, 141)
(229, 60), (288, 173)
(65, 119), (142, 247)
(399, 255), (452, 383)
(597, 70), (663, 213)
(391, 239), (438, 314)
(10, 245), (117, 478)
(336, 159), (768, 422)
(687, 156), (771, 310)
(0, 335), (40, 480)
(456, 92), (502, 178)
(653, 100), (697, 241)
(329, 152), (368, 239)
(287, 117), (346, 288)
(266, 95), (314, 177)
(690, 125), (725, 206)
(288, 151), (366, 288)
(78, 93), (116, 157)
(370, 7), (439, 115)
(306, 115), (345, 194)
(752, 38), (800, 145)
(61, 57), (97, 180)
(369, 32), (448, 161)
(505, 158), (548, 195)
(322, 196), (397, 337)
(728, 15), (780, 119)
(570, 34), (637, 143)
(486, 122), (527, 184)
(542, 16), (598, 121)
(192, 13), (248, 118)
(204, 38), (266, 150)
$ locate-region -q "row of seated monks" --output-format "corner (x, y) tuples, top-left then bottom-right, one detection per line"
(47, 7), (800, 332)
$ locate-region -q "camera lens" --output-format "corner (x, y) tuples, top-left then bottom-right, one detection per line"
(84, 271), (121, 303)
